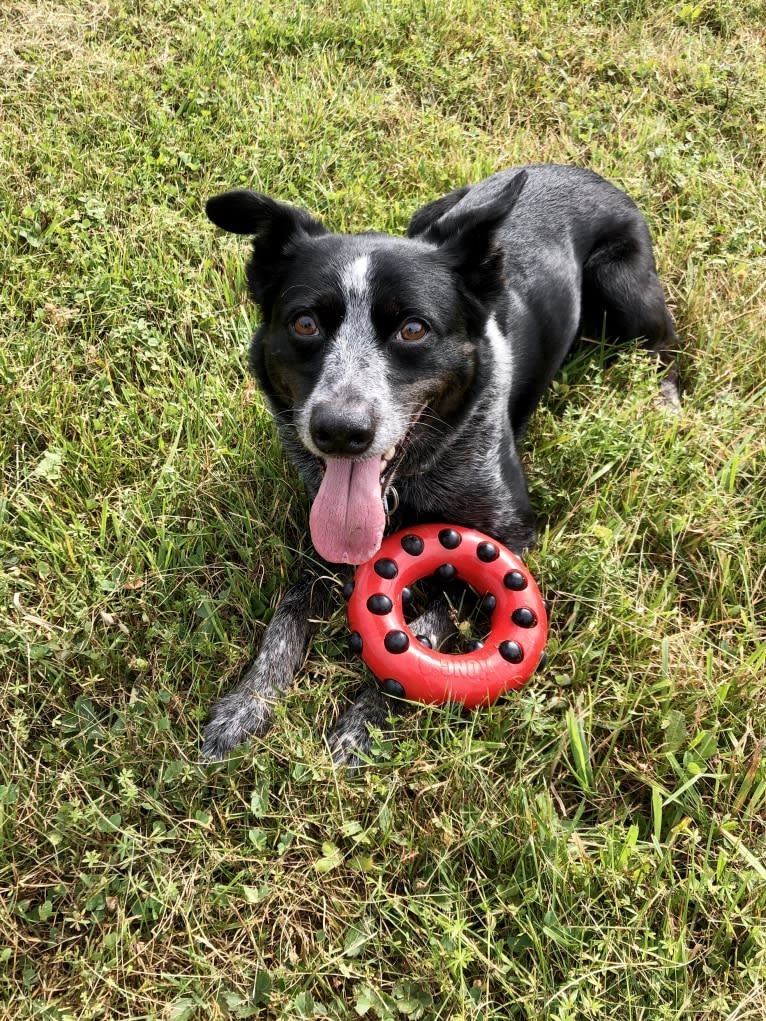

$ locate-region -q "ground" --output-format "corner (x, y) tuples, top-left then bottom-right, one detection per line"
(0, 1), (765, 1018)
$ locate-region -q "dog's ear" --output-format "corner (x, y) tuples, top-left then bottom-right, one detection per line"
(406, 185), (472, 239)
(206, 189), (327, 305)
(206, 189), (326, 238)
(414, 171), (528, 304)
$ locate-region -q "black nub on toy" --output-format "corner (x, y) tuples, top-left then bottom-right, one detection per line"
(401, 534), (425, 556)
(438, 528), (462, 549)
(512, 607), (537, 628)
(367, 594), (393, 615)
(504, 570), (527, 591)
(384, 630), (410, 654)
(499, 640), (524, 663)
(477, 542), (499, 562)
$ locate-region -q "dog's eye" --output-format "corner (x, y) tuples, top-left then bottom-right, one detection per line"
(292, 314), (320, 338)
(397, 320), (428, 342)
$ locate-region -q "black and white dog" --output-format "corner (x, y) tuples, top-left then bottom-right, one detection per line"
(202, 165), (678, 764)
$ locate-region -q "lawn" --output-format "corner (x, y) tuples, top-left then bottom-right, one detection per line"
(1, 0), (765, 1018)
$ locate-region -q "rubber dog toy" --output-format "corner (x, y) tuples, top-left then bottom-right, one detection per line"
(345, 524), (547, 707)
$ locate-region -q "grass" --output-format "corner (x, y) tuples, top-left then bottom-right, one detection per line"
(1, 0), (765, 1017)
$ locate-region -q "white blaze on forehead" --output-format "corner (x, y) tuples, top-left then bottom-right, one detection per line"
(340, 254), (370, 298)
(296, 248), (403, 460)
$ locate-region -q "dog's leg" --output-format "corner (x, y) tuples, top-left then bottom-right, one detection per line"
(202, 569), (330, 760)
(582, 234), (682, 410)
(328, 594), (459, 768)
(649, 334), (682, 411)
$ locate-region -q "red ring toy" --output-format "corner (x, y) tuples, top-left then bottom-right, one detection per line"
(346, 524), (547, 708)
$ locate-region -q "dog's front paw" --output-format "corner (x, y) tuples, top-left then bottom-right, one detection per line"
(201, 687), (277, 761)
(327, 685), (404, 770)
(327, 718), (376, 771)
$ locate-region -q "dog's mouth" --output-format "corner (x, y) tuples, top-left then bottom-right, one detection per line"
(379, 430), (412, 497)
(308, 408), (424, 565)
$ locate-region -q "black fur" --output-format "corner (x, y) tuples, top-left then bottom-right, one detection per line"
(202, 164), (679, 765)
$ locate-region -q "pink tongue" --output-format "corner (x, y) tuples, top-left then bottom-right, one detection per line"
(310, 457), (386, 564)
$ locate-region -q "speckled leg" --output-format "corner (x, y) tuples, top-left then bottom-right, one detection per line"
(201, 569), (331, 760)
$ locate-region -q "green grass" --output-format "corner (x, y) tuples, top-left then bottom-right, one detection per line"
(1, 0), (765, 1018)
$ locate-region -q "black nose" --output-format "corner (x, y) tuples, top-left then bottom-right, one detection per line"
(310, 402), (376, 456)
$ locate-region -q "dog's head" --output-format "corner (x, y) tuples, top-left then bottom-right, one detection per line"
(206, 172), (526, 564)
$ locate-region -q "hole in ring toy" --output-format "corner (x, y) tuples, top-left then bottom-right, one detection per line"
(346, 523), (547, 708)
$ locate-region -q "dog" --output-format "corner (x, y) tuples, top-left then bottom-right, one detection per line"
(201, 164), (679, 765)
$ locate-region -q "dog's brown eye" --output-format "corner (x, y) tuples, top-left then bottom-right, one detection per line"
(398, 320), (428, 342)
(293, 314), (319, 337)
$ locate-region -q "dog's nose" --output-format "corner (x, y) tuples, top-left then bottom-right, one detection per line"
(310, 402), (376, 456)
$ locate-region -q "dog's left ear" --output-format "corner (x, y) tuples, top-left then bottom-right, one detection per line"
(413, 171), (528, 304)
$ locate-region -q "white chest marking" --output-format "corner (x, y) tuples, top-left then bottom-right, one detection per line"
(485, 314), (513, 396)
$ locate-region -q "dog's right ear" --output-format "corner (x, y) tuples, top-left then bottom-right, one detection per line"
(206, 189), (326, 238)
(206, 190), (327, 304)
